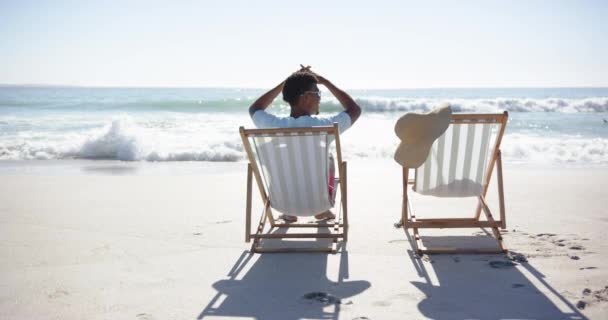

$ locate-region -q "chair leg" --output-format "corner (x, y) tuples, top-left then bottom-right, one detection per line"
(401, 174), (423, 254)
(497, 151), (506, 229)
(332, 218), (341, 253)
(245, 164), (252, 243)
(401, 167), (409, 227)
(407, 211), (424, 255)
(492, 226), (507, 253)
(412, 228), (423, 255)
(341, 161), (348, 242)
(266, 204), (276, 228)
(250, 201), (269, 252)
(479, 195), (507, 253)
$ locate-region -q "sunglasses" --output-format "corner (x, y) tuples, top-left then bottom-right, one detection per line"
(301, 90), (321, 97)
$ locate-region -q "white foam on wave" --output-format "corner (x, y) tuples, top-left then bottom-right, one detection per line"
(348, 97), (608, 113)
(0, 116), (245, 162)
(501, 134), (608, 165)
(79, 118), (142, 160)
(340, 134), (608, 165)
(78, 117), (245, 161)
(1, 113), (607, 166)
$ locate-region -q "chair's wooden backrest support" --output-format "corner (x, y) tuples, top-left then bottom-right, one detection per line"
(414, 112), (508, 197)
(240, 124), (342, 216)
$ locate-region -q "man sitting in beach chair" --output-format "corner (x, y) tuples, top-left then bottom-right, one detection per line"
(248, 66), (361, 222)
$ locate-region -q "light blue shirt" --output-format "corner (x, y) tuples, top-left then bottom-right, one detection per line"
(252, 110), (352, 134)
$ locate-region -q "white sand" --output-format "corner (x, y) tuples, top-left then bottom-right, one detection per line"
(0, 160), (607, 319)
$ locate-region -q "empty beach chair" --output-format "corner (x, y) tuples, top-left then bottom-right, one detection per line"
(400, 112), (509, 254)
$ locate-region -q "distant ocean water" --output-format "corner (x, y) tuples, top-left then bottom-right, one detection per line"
(1, 86), (607, 166)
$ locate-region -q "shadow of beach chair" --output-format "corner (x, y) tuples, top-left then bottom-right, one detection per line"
(406, 250), (588, 319)
(239, 124), (348, 253)
(400, 112), (509, 254)
(199, 249), (370, 319)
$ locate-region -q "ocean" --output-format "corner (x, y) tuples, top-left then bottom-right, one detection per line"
(1, 86), (607, 167)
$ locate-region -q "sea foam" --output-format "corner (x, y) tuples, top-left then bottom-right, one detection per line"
(2, 116), (606, 165)
(77, 118), (244, 161)
(348, 97), (608, 113)
(0, 117), (245, 162)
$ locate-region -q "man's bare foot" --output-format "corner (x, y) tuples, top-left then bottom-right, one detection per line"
(279, 215), (298, 223)
(314, 210), (335, 221)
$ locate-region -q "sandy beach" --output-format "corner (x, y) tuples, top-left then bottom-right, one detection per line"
(2, 0), (607, 318)
(0, 160), (606, 319)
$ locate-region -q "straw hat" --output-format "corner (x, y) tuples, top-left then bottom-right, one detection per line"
(394, 103), (452, 168)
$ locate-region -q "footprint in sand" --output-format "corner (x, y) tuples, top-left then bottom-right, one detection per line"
(302, 292), (349, 305)
(536, 233), (557, 237)
(507, 251), (528, 263)
(552, 239), (567, 247)
(511, 230), (590, 259)
(136, 313), (154, 320)
(576, 286), (608, 309)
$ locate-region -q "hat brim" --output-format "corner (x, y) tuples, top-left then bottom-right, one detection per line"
(394, 142), (433, 168)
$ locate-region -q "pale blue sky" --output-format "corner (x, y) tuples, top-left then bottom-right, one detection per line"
(1, 0), (607, 88)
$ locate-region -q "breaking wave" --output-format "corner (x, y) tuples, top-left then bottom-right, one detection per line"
(1, 118), (607, 165)
(0, 118), (245, 162)
(351, 97), (608, 113)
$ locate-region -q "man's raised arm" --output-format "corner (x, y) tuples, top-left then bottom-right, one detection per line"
(248, 80), (285, 117)
(313, 73), (361, 124)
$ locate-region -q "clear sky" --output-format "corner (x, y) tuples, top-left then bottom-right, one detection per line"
(1, 0), (607, 88)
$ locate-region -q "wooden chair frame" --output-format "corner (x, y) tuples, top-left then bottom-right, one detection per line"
(401, 112), (509, 254)
(239, 124), (348, 253)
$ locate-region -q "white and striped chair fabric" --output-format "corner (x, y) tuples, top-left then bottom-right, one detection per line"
(415, 121), (501, 197)
(249, 132), (334, 216)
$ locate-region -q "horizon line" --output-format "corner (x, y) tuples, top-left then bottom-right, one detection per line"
(2, 83), (608, 91)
